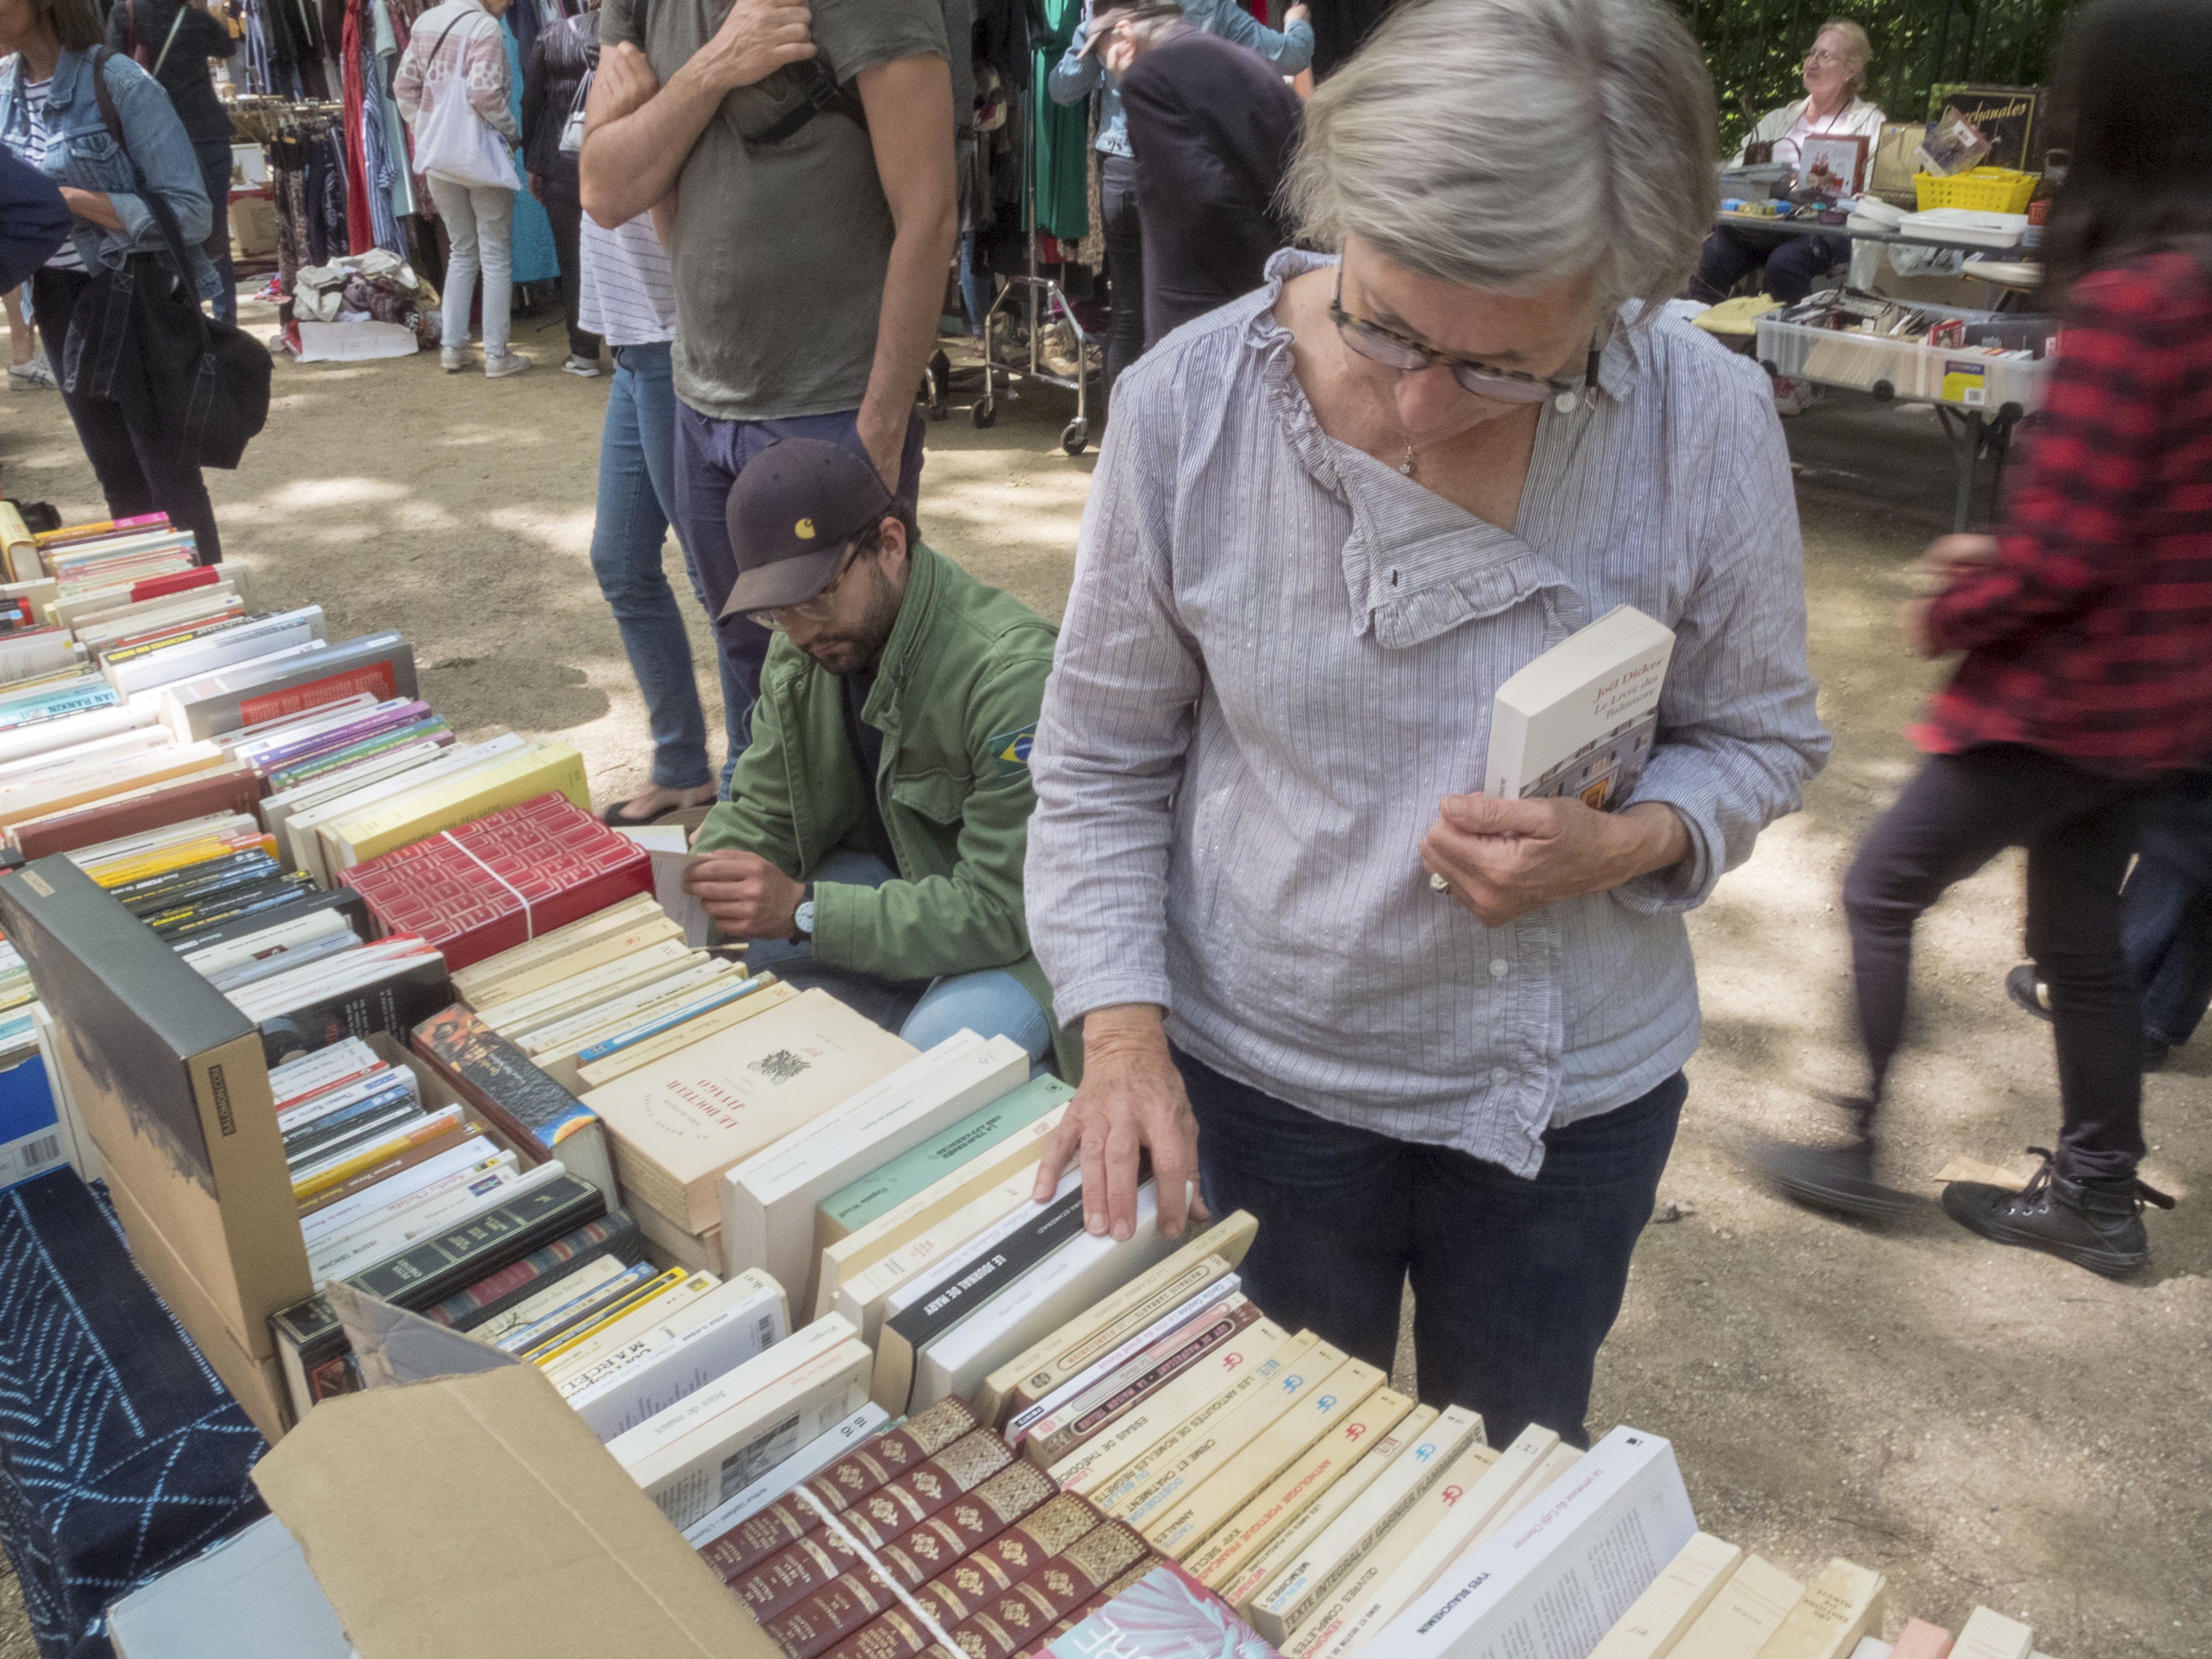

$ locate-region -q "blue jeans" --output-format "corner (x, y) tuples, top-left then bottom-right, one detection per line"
(742, 852), (1051, 1063)
(674, 406), (927, 796)
(590, 342), (742, 792)
(2122, 768), (2212, 1047)
(193, 140), (237, 326)
(1177, 1053), (1687, 1448)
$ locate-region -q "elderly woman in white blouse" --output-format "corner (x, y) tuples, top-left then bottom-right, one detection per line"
(1691, 17), (1887, 304)
(1022, 0), (1829, 1448)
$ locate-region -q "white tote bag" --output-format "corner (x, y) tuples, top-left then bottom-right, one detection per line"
(410, 16), (518, 190)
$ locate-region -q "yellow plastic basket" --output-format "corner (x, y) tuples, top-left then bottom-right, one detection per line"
(1912, 168), (2040, 213)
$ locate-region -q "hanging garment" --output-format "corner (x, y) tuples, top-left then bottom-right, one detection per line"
(359, 17), (405, 251)
(370, 0), (415, 217)
(341, 0), (373, 252)
(500, 16), (559, 284)
(1030, 0), (1088, 242)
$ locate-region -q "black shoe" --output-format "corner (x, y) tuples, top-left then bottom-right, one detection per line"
(2005, 963), (2053, 1022)
(1941, 1147), (2175, 1277)
(2142, 1037), (2171, 1073)
(1750, 1134), (1917, 1222)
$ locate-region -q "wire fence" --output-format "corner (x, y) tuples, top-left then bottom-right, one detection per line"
(1678, 0), (2075, 152)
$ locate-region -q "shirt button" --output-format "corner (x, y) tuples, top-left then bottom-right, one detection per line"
(1489, 958), (1509, 978)
(1489, 1066), (1509, 1086)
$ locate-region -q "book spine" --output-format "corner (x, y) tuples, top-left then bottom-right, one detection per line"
(697, 1396), (982, 1583)
(294, 1118), (471, 1216)
(1024, 1298), (1260, 1466)
(410, 1006), (594, 1154)
(430, 1211), (637, 1326)
(354, 1172), (607, 1306)
(949, 1524), (1154, 1659)
(910, 1494), (1107, 1627)
(838, 1430), (1017, 1551)
(765, 1562), (912, 1659)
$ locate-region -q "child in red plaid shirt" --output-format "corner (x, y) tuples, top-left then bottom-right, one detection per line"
(1762, 0), (2210, 1274)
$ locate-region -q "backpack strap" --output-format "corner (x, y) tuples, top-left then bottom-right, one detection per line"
(746, 57), (867, 148)
(87, 48), (211, 348)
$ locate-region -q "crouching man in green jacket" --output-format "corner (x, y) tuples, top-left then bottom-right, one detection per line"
(681, 438), (1077, 1078)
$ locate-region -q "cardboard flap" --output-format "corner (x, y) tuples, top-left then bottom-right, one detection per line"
(254, 1364), (780, 1658)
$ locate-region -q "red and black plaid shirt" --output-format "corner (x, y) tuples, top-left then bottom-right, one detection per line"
(1916, 250), (2212, 773)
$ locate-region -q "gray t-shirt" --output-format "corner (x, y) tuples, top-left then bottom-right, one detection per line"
(602, 0), (948, 422)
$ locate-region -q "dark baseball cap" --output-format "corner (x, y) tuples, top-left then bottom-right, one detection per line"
(721, 439), (897, 619)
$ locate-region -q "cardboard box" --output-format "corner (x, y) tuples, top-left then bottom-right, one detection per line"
(253, 1361), (782, 1658)
(230, 192), (278, 257)
(107, 1513), (356, 1659)
(0, 856), (312, 1441)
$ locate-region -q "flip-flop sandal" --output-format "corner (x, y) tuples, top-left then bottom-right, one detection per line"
(598, 795), (692, 827)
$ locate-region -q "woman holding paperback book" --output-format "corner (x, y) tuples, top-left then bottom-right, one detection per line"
(1761, 0), (2212, 1277)
(1023, 0), (1828, 1449)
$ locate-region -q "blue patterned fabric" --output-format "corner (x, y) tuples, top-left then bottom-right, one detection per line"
(0, 1172), (267, 1659)
(502, 19), (559, 284)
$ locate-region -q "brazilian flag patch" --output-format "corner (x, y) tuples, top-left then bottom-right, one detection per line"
(989, 723), (1037, 779)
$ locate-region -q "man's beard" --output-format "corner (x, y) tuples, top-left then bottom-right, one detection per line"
(800, 564), (901, 675)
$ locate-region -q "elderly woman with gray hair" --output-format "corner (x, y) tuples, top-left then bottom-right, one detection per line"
(1022, 0), (1829, 1446)
(1691, 18), (1886, 305)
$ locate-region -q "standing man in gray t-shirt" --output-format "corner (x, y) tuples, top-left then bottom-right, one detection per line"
(580, 0), (956, 790)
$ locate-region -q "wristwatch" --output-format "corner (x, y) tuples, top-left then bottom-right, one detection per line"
(790, 884), (816, 943)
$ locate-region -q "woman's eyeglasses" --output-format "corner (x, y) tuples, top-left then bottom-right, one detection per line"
(745, 542), (865, 631)
(1329, 268), (1596, 410)
(1803, 47), (1846, 65)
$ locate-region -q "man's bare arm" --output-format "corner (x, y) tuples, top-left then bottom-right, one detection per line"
(579, 0), (814, 227)
(851, 52), (958, 487)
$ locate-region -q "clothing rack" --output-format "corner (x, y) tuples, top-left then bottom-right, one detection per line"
(971, 86), (1099, 456)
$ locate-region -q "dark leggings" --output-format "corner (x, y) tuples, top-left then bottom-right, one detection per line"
(537, 178), (600, 361)
(1100, 153), (1144, 401)
(32, 264), (222, 564)
(1689, 224), (1849, 305)
(1843, 744), (2154, 1180)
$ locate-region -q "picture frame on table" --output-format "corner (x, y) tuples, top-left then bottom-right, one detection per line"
(1797, 132), (1870, 197)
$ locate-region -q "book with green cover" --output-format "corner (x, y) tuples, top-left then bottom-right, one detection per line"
(816, 1072), (1073, 1244)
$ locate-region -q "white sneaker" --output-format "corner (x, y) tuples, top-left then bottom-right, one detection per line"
(7, 359), (55, 390)
(484, 349), (533, 379)
(561, 353), (599, 378)
(440, 346), (472, 373)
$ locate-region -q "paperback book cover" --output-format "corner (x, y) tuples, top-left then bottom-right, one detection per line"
(1038, 1562), (1281, 1658)
(1484, 605), (1674, 810)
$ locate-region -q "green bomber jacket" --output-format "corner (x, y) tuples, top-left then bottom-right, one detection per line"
(692, 541), (1078, 1078)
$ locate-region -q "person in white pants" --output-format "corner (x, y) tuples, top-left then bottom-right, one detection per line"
(395, 0), (533, 377)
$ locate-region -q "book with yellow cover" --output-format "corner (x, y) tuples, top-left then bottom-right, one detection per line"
(1586, 1531), (1745, 1659)
(522, 1266), (695, 1365)
(1108, 1335), (1337, 1526)
(1052, 1321), (1296, 1499)
(1277, 1438), (1508, 1657)
(1757, 1558), (1886, 1659)
(320, 738), (589, 870)
(1145, 1359), (1389, 1557)
(1219, 1404), (1438, 1612)
(1245, 1403), (1486, 1645)
(451, 893), (670, 1004)
(1670, 1552), (1804, 1659)
(1182, 1386), (1416, 1589)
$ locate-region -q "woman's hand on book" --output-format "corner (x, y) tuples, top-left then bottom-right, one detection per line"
(1420, 794), (1691, 925)
(1032, 1004), (1208, 1243)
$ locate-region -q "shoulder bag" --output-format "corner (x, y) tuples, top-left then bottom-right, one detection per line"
(67, 50), (271, 470)
(410, 13), (519, 190)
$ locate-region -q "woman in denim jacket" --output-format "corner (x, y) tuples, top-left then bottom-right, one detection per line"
(0, 0), (226, 561)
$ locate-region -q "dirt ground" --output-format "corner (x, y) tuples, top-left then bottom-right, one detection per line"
(1, 294), (2205, 1655)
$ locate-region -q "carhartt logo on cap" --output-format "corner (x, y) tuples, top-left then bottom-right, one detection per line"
(795, 518), (817, 539)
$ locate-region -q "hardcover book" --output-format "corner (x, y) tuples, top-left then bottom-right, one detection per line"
(411, 1003), (617, 1198)
(346, 792), (651, 969)
(1485, 604), (1674, 810)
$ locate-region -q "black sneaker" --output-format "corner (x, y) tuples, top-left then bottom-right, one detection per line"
(1750, 1133), (1917, 1222)
(1941, 1147), (2175, 1277)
